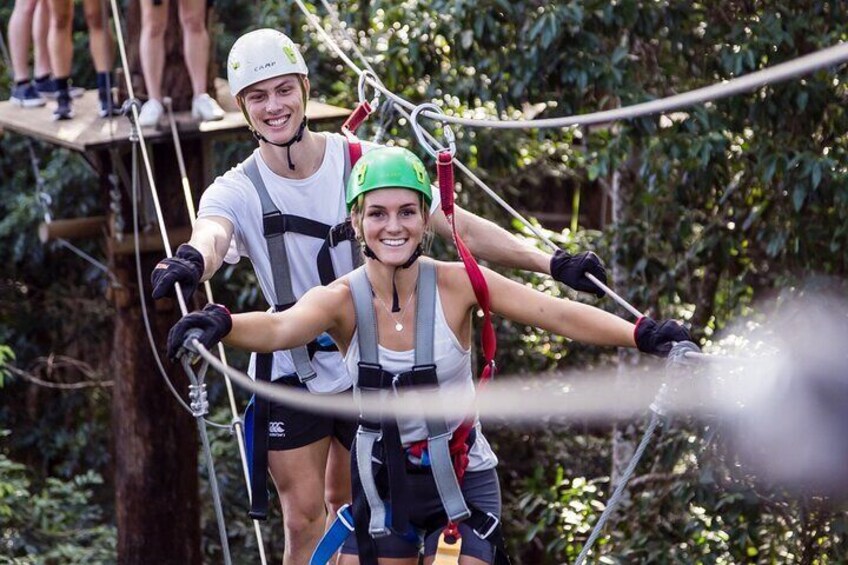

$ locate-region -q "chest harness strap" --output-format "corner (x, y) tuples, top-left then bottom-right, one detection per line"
(241, 138), (362, 520)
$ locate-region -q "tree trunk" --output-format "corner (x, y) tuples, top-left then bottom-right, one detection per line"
(610, 152), (641, 489)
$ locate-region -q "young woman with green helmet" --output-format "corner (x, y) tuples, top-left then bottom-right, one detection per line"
(167, 146), (693, 565)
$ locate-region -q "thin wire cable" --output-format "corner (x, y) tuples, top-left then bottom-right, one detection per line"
(299, 1), (848, 129)
(163, 98), (267, 564)
(575, 413), (661, 565)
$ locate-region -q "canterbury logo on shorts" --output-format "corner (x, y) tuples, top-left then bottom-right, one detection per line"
(269, 421), (286, 437)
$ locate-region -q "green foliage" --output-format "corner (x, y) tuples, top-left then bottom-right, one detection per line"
(0, 435), (116, 564)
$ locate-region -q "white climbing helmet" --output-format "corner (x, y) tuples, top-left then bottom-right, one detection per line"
(227, 29), (309, 98)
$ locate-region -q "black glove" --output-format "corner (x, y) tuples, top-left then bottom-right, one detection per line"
(635, 317), (692, 357)
(151, 244), (205, 303)
(550, 249), (607, 297)
(167, 304), (232, 361)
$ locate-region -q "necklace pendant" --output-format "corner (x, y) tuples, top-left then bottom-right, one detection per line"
(395, 322), (404, 332)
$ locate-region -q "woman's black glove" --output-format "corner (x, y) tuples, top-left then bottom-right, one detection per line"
(167, 304), (232, 361)
(550, 249), (607, 297)
(634, 317), (693, 357)
(151, 244), (205, 303)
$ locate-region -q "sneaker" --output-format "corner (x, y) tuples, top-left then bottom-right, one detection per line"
(137, 98), (164, 127)
(191, 93), (225, 122)
(34, 78), (84, 99)
(10, 82), (46, 108)
(53, 90), (74, 120)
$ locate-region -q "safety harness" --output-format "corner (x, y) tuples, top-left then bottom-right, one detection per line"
(310, 151), (508, 564)
(309, 261), (509, 564)
(245, 102), (373, 520)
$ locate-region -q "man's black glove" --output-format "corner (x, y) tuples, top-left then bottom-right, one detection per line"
(167, 304), (232, 361)
(550, 249), (607, 297)
(635, 317), (693, 357)
(151, 244), (205, 303)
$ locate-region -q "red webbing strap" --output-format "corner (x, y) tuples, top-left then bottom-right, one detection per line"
(341, 100), (373, 135)
(436, 149), (497, 543)
(436, 150), (497, 380)
(347, 134), (362, 166)
(341, 101), (373, 170)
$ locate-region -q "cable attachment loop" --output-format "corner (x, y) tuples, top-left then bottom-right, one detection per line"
(121, 98), (143, 141)
(357, 70), (382, 110)
(410, 103), (456, 160)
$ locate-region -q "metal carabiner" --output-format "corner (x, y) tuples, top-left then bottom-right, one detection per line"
(357, 70), (382, 110)
(410, 102), (457, 160)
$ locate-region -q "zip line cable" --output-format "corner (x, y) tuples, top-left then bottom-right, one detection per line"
(107, 1), (233, 560)
(163, 98), (268, 564)
(296, 2), (848, 130)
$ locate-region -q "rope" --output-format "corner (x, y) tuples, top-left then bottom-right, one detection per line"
(163, 98), (267, 563)
(574, 412), (661, 565)
(297, 1), (848, 129)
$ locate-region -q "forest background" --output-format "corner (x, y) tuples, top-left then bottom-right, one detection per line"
(1, 0), (847, 563)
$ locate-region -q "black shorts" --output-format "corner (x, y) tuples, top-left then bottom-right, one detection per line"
(340, 468), (502, 562)
(266, 376), (358, 451)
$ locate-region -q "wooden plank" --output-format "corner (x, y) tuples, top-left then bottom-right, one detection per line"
(0, 88), (351, 153)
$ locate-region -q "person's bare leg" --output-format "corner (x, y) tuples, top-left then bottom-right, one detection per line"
(47, 0), (73, 79)
(322, 438), (353, 565)
(32, 0), (52, 78)
(324, 437), (352, 522)
(269, 438), (332, 565)
(9, 0), (39, 82)
(177, 0), (208, 96)
(139, 0), (167, 101)
(46, 0), (73, 117)
(82, 0), (113, 72)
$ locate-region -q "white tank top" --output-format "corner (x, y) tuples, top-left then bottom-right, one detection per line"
(344, 286), (498, 472)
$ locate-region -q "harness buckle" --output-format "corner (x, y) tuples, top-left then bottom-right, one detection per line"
(472, 512), (500, 540)
(429, 430), (454, 442)
(336, 504), (355, 532)
(328, 220), (355, 247)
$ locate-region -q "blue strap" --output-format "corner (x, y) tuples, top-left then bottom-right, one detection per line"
(243, 396), (255, 479)
(309, 504), (355, 565)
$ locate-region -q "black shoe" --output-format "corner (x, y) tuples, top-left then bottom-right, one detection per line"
(53, 90), (74, 120)
(35, 77), (84, 100)
(98, 93), (121, 118)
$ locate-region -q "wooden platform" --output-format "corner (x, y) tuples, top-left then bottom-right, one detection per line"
(0, 89), (351, 153)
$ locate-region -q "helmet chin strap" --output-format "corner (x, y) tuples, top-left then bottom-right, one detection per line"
(363, 244), (423, 311)
(253, 117), (309, 171)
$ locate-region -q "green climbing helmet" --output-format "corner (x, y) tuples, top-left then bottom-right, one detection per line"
(346, 147), (432, 211)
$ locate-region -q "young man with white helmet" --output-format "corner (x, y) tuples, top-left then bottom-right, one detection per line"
(151, 28), (607, 564)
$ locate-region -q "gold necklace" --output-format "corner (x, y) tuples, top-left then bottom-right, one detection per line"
(374, 286), (416, 332)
